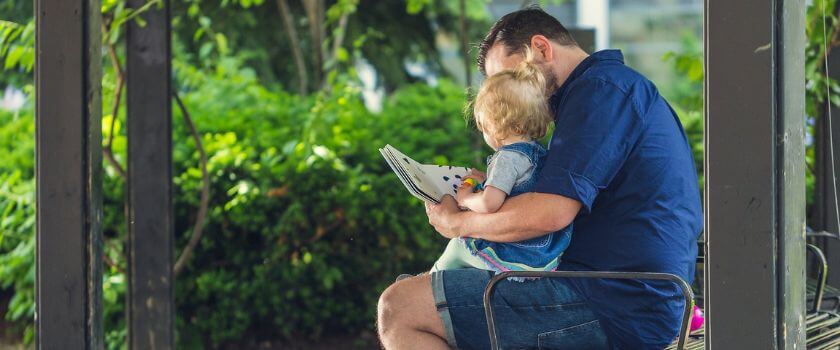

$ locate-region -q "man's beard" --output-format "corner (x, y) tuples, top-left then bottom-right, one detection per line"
(543, 69), (559, 94)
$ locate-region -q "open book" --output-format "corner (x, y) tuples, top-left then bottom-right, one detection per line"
(379, 144), (471, 204)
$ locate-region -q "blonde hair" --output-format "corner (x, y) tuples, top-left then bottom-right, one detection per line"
(471, 46), (552, 142)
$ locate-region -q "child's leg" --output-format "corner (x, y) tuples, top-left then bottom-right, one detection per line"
(431, 238), (489, 272)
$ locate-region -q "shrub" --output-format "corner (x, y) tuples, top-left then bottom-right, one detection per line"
(170, 59), (476, 346)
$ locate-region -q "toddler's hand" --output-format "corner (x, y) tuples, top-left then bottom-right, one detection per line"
(455, 183), (475, 206)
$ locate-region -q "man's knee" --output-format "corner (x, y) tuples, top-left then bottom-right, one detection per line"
(378, 275), (433, 334)
(377, 280), (406, 335)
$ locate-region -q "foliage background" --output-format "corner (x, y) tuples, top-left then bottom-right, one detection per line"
(0, 0), (834, 348)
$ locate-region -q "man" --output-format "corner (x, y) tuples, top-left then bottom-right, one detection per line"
(377, 7), (702, 349)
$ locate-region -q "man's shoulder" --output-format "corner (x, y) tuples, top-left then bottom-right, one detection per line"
(572, 62), (663, 117)
(580, 62), (654, 95)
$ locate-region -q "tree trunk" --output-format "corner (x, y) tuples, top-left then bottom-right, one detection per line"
(278, 0), (309, 94)
(301, 0), (324, 87)
(459, 0), (472, 88)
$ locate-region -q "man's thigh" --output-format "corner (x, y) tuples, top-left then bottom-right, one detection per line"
(431, 268), (610, 350)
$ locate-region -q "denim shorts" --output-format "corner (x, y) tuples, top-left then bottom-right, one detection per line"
(431, 268), (610, 350)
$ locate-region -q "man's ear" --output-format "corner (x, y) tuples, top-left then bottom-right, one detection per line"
(530, 35), (554, 62)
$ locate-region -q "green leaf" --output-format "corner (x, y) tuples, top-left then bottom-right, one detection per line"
(215, 33), (229, 55)
(193, 27), (205, 42)
(4, 46), (23, 69)
(406, 0), (432, 14)
(199, 16), (212, 28)
(188, 3), (200, 18)
(335, 47), (349, 62)
(199, 42), (214, 59)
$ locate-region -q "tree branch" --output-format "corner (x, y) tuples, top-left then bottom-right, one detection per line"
(103, 238), (126, 274)
(278, 0), (309, 94)
(102, 19), (127, 179)
(173, 91), (211, 277)
(328, 12), (349, 68)
(459, 0), (472, 88)
(301, 0), (324, 86)
(306, 208), (345, 244)
(817, 5), (840, 72)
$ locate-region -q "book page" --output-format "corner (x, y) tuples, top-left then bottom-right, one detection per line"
(380, 145), (471, 203)
(379, 147), (437, 203)
(417, 164), (471, 198)
(382, 146), (444, 201)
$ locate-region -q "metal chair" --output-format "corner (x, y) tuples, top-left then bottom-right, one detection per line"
(483, 270), (694, 350)
(807, 228), (840, 312)
(664, 244), (838, 350)
(484, 244), (832, 350)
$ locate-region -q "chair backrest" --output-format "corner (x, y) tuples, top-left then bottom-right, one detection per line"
(483, 270), (694, 350)
(808, 244), (829, 313)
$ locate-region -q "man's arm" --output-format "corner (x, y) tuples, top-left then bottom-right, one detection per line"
(425, 192), (581, 242)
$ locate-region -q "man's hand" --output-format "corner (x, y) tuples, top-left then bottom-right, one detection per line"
(424, 195), (462, 239)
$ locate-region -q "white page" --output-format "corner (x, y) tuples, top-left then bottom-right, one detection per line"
(418, 163), (471, 198)
(383, 145), (445, 200)
(380, 145), (471, 203)
(380, 147), (438, 203)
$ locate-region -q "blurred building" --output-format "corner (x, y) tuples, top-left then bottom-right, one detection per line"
(609, 0), (703, 89)
(450, 0), (702, 93)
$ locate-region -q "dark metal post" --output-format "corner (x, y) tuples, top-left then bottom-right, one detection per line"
(705, 0), (806, 348)
(35, 0), (104, 348)
(126, 0), (174, 349)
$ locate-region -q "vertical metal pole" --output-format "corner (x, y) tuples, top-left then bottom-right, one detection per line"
(775, 2), (808, 348)
(35, 0), (104, 348)
(704, 0), (806, 349)
(126, 0), (174, 349)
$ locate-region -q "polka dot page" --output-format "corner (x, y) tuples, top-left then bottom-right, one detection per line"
(379, 144), (471, 204)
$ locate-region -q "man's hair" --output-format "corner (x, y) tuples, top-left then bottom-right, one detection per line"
(477, 6), (578, 76)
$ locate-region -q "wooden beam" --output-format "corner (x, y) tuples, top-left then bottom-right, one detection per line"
(125, 0), (174, 349)
(704, 0), (807, 348)
(35, 0), (104, 348)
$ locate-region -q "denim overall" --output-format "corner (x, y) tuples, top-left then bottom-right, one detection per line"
(463, 141), (573, 272)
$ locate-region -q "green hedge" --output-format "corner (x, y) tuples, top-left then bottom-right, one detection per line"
(170, 59), (479, 347)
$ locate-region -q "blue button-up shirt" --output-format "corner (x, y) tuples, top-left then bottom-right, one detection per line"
(533, 50), (703, 348)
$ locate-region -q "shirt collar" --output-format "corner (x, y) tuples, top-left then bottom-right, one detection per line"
(549, 49), (625, 111)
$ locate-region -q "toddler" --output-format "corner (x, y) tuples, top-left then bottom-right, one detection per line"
(431, 48), (572, 274)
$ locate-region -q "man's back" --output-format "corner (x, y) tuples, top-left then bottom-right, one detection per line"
(534, 50), (703, 348)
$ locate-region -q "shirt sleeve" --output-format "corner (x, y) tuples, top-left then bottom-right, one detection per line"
(533, 78), (644, 213)
(484, 150), (532, 195)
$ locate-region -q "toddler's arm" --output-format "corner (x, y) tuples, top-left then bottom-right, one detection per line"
(456, 149), (527, 213)
(455, 184), (507, 214)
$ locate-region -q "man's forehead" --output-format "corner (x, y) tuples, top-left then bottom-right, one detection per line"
(485, 44), (524, 76)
